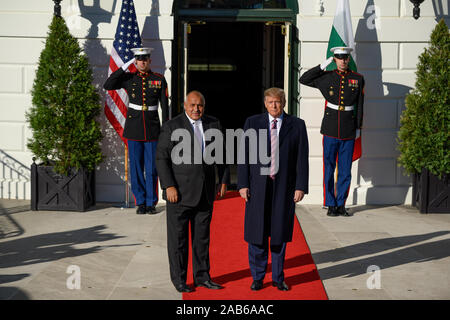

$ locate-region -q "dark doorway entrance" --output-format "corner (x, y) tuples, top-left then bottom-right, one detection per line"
(186, 21), (285, 131)
(172, 19), (287, 187)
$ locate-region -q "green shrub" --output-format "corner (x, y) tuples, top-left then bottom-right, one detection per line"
(26, 15), (103, 175)
(398, 19), (449, 177)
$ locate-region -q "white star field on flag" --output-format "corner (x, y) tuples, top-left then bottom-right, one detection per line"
(113, 0), (142, 62)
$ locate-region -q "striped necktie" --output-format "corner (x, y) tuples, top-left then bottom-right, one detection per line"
(270, 119), (278, 179)
(193, 121), (203, 152)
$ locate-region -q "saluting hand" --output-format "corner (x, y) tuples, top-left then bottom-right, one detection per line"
(121, 57), (136, 71)
(320, 56), (334, 70)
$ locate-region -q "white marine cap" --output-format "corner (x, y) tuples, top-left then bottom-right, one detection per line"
(330, 46), (353, 55)
(130, 47), (154, 56)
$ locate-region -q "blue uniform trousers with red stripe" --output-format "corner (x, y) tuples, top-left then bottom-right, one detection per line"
(323, 136), (354, 207)
(128, 140), (158, 207)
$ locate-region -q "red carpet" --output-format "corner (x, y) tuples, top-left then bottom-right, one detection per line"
(183, 192), (328, 300)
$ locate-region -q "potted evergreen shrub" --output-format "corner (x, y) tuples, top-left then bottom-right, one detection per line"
(398, 19), (449, 213)
(26, 7), (103, 212)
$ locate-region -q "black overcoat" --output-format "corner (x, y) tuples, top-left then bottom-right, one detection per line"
(237, 112), (309, 245)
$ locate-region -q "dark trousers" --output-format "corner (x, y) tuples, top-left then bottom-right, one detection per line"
(166, 185), (212, 287)
(323, 136), (355, 207)
(248, 177), (287, 283)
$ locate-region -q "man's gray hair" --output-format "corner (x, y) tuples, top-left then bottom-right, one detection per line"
(185, 90), (206, 105)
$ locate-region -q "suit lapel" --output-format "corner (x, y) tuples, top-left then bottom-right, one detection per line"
(278, 112), (293, 147)
(259, 113), (271, 156)
(182, 113), (194, 134)
(264, 112), (293, 149)
(201, 116), (211, 147)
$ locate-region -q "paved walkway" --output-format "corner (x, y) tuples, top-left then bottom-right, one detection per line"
(0, 199), (449, 300)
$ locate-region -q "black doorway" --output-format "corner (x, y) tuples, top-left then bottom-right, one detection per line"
(186, 21), (285, 131)
(175, 20), (286, 188)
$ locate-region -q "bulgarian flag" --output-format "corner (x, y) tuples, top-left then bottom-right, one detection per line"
(326, 0), (362, 161)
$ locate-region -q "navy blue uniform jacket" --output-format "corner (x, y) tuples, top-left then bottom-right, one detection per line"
(103, 68), (169, 141)
(237, 112), (309, 245)
(299, 65), (364, 140)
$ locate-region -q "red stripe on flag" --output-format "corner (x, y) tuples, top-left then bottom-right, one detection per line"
(107, 89), (128, 118)
(352, 136), (362, 161)
(109, 56), (119, 73)
(104, 102), (128, 146)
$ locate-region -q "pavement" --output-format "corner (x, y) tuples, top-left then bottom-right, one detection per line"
(0, 198), (449, 300)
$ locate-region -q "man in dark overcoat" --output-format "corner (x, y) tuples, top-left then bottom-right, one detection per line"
(237, 87), (309, 291)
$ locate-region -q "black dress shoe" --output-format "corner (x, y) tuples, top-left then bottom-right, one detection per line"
(250, 280), (263, 291)
(327, 206), (339, 217)
(337, 205), (353, 217)
(136, 204), (146, 215)
(146, 205), (157, 214)
(195, 280), (223, 290)
(175, 283), (193, 293)
(272, 281), (289, 291)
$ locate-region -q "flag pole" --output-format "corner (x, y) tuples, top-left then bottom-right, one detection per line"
(125, 144), (130, 208)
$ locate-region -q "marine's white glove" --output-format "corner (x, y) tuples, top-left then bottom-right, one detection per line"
(355, 129), (361, 139)
(121, 58), (136, 71)
(320, 56), (334, 70)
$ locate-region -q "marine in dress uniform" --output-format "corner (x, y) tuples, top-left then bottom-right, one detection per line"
(299, 47), (364, 217)
(104, 47), (169, 214)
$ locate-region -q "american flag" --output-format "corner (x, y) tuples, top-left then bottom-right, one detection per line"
(104, 0), (142, 146)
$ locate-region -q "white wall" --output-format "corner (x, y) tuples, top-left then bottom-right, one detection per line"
(297, 0), (448, 205)
(0, 0), (447, 204)
(0, 0), (174, 202)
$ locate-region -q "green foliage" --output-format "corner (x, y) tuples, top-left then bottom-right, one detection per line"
(27, 15), (103, 175)
(398, 19), (450, 176)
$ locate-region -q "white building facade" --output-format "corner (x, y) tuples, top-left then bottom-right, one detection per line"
(0, 0), (448, 205)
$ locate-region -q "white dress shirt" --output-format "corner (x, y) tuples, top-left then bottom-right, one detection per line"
(268, 113), (283, 136)
(185, 112), (205, 150)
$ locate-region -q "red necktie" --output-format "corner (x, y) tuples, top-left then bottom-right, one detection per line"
(270, 119), (278, 179)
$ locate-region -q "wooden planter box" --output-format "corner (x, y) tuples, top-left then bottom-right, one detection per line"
(412, 168), (450, 213)
(31, 163), (96, 212)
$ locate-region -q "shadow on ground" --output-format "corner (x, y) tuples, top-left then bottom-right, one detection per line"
(311, 231), (450, 280)
(0, 225), (140, 285)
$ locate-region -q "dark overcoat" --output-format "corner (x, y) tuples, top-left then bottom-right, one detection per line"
(237, 112), (309, 245)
